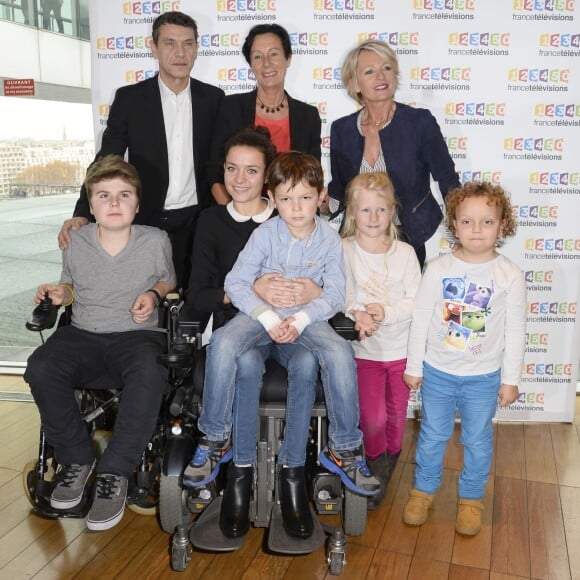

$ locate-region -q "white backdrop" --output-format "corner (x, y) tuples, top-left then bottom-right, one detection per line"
(89, 0), (580, 422)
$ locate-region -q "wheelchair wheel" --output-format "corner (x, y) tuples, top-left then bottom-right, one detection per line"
(127, 502), (157, 516)
(328, 551), (345, 576)
(22, 460), (56, 507)
(171, 543), (191, 572)
(342, 488), (367, 536)
(23, 461), (40, 506)
(159, 473), (191, 534)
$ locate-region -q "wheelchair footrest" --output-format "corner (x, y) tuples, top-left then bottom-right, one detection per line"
(190, 497), (244, 552)
(32, 494), (92, 520)
(267, 504), (325, 555)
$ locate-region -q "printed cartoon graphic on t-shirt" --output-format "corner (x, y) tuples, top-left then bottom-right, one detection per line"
(440, 276), (494, 352)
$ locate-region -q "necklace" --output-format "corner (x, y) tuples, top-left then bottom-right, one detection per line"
(256, 94), (286, 114)
(362, 103), (396, 129)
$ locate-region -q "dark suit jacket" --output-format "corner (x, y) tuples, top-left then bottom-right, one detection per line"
(207, 89), (321, 186)
(74, 75), (225, 227)
(329, 103), (460, 247)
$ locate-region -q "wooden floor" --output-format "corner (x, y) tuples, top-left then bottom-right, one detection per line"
(1, 375), (580, 580)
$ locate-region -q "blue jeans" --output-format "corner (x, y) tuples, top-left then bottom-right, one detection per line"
(232, 342), (319, 467)
(414, 362), (500, 499)
(199, 313), (362, 463)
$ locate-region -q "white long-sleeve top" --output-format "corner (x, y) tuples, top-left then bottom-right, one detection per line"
(343, 238), (421, 362)
(405, 252), (527, 386)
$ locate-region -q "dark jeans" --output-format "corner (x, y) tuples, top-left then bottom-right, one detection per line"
(25, 326), (167, 476)
(159, 205), (200, 291)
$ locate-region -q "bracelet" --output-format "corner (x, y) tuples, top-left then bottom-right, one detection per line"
(147, 288), (162, 306)
(61, 284), (75, 307)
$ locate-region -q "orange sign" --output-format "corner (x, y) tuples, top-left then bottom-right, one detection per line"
(4, 79), (35, 96)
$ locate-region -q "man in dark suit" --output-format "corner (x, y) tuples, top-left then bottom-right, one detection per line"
(58, 11), (225, 288)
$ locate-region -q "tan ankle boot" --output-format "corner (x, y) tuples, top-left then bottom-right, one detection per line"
(402, 489), (434, 525)
(456, 498), (484, 535)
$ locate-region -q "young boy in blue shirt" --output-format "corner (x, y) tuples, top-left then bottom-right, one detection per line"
(188, 151), (379, 539)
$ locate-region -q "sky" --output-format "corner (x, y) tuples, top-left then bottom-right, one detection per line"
(0, 96), (94, 141)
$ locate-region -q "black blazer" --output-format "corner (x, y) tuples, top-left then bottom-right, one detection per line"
(207, 89), (322, 186)
(74, 75), (225, 227)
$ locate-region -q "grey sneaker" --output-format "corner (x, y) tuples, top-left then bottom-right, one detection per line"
(87, 474), (128, 531)
(50, 460), (96, 510)
(182, 438), (232, 488)
(319, 446), (381, 496)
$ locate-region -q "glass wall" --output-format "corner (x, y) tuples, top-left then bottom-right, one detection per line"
(0, 0), (89, 39)
(0, 96), (94, 367)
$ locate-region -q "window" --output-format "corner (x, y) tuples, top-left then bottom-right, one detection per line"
(0, 96), (94, 368)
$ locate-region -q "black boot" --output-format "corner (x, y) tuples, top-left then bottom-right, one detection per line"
(366, 454), (387, 511)
(219, 464), (252, 538)
(384, 451), (401, 487)
(279, 466), (314, 539)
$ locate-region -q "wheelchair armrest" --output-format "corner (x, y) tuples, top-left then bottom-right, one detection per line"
(328, 312), (359, 342)
(177, 310), (211, 340)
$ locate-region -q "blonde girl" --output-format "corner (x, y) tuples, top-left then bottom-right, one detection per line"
(342, 171), (421, 509)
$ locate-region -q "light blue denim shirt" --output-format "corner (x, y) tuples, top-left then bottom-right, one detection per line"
(224, 215), (345, 326)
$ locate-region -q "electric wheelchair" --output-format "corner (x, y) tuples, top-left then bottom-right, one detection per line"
(22, 292), (199, 521)
(158, 309), (368, 576)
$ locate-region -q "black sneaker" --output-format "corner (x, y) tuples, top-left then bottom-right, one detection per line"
(182, 438), (232, 488)
(87, 474), (128, 531)
(319, 446), (381, 496)
(50, 460), (96, 510)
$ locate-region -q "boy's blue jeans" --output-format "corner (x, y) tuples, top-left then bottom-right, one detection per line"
(199, 313), (362, 466)
(414, 362), (500, 499)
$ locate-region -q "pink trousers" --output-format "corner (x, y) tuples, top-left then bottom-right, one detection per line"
(355, 357), (410, 460)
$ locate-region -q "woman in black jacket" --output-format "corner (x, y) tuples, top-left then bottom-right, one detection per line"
(208, 23), (321, 205)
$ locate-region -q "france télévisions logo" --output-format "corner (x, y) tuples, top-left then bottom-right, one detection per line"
(309, 101), (328, 122)
(512, 0), (575, 22)
(312, 66), (343, 90)
(217, 67), (255, 82)
(531, 170), (579, 185)
(449, 31), (510, 46)
(507, 68), (569, 93)
(459, 170), (501, 184)
(540, 32), (580, 47)
(528, 171), (580, 196)
(289, 32), (329, 56)
(513, 204), (559, 228)
(410, 65), (470, 91)
(200, 33), (240, 48)
(444, 102), (505, 127)
(524, 237), (580, 261)
(445, 135), (468, 159)
(524, 269), (553, 291)
(357, 32), (419, 55)
(96, 35), (152, 51)
(198, 33), (240, 56)
(503, 136), (563, 161)
(412, 0), (475, 20)
(312, 0), (375, 21)
(96, 35), (153, 60)
(448, 32), (510, 56)
(539, 32), (580, 56)
(217, 0), (276, 11)
(534, 103), (580, 127)
(505, 136), (563, 151)
(121, 1), (178, 16)
(125, 69), (156, 83)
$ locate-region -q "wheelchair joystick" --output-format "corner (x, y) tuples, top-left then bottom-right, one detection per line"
(26, 292), (59, 332)
(158, 330), (194, 368)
